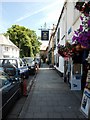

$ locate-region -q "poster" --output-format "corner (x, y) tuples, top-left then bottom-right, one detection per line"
(71, 75), (81, 90)
(81, 88), (90, 118)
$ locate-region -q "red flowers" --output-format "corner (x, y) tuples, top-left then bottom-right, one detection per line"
(58, 42), (75, 58)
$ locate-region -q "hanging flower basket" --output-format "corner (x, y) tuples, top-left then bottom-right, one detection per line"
(72, 50), (83, 63)
(75, 43), (82, 51)
(75, 1), (90, 16)
(58, 42), (75, 58)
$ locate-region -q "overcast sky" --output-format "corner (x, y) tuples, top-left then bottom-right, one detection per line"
(1, 0), (64, 36)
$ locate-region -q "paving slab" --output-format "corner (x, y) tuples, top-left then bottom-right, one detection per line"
(19, 63), (86, 119)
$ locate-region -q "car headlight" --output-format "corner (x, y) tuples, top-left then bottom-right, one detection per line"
(32, 61), (35, 65)
(31, 66), (34, 69)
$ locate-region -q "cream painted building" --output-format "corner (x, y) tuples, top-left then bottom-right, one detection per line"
(54, 0), (81, 75)
(0, 34), (19, 58)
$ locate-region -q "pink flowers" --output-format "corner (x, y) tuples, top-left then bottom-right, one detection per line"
(58, 42), (75, 58)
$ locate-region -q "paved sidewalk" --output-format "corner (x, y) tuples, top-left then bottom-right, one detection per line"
(19, 63), (85, 118)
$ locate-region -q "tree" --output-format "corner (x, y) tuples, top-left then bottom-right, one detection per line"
(5, 25), (41, 58)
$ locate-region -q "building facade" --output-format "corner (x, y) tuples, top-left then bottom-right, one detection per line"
(0, 34), (19, 58)
(53, 0), (81, 75)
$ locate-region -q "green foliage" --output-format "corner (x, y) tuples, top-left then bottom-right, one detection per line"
(5, 25), (41, 58)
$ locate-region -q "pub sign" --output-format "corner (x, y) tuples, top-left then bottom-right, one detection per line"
(41, 30), (49, 40)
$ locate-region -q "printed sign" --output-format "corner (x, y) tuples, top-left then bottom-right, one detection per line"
(41, 30), (49, 40)
(81, 88), (90, 118)
(85, 70), (90, 90)
(71, 75), (81, 90)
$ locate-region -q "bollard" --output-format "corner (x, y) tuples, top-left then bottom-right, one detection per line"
(23, 79), (28, 97)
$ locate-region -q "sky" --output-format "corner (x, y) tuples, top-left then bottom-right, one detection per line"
(1, 0), (65, 37)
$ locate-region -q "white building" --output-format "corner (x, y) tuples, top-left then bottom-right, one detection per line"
(54, 0), (81, 75)
(0, 34), (19, 58)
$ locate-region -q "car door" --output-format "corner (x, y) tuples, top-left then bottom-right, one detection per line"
(18, 58), (29, 79)
(1, 73), (21, 118)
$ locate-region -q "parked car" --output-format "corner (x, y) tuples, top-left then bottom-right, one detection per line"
(22, 57), (36, 75)
(34, 57), (41, 68)
(0, 67), (22, 119)
(0, 58), (29, 79)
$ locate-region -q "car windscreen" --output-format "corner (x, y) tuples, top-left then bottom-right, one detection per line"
(0, 59), (18, 67)
(24, 58), (34, 63)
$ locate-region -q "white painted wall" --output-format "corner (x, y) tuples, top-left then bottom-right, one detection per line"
(59, 56), (64, 73)
(55, 3), (67, 73)
(0, 35), (19, 58)
(54, 1), (82, 74)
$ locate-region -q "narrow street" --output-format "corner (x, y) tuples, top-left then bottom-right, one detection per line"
(1, 1), (90, 119)
(18, 63), (85, 119)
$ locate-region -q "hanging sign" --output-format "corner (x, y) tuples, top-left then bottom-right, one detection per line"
(41, 30), (49, 41)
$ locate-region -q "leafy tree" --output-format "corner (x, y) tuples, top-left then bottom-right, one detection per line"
(5, 25), (41, 58)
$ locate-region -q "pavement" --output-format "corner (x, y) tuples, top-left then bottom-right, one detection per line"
(6, 75), (36, 119)
(19, 63), (85, 119)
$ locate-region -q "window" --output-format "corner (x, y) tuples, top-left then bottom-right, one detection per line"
(0, 59), (18, 67)
(4, 47), (9, 51)
(0, 71), (10, 88)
